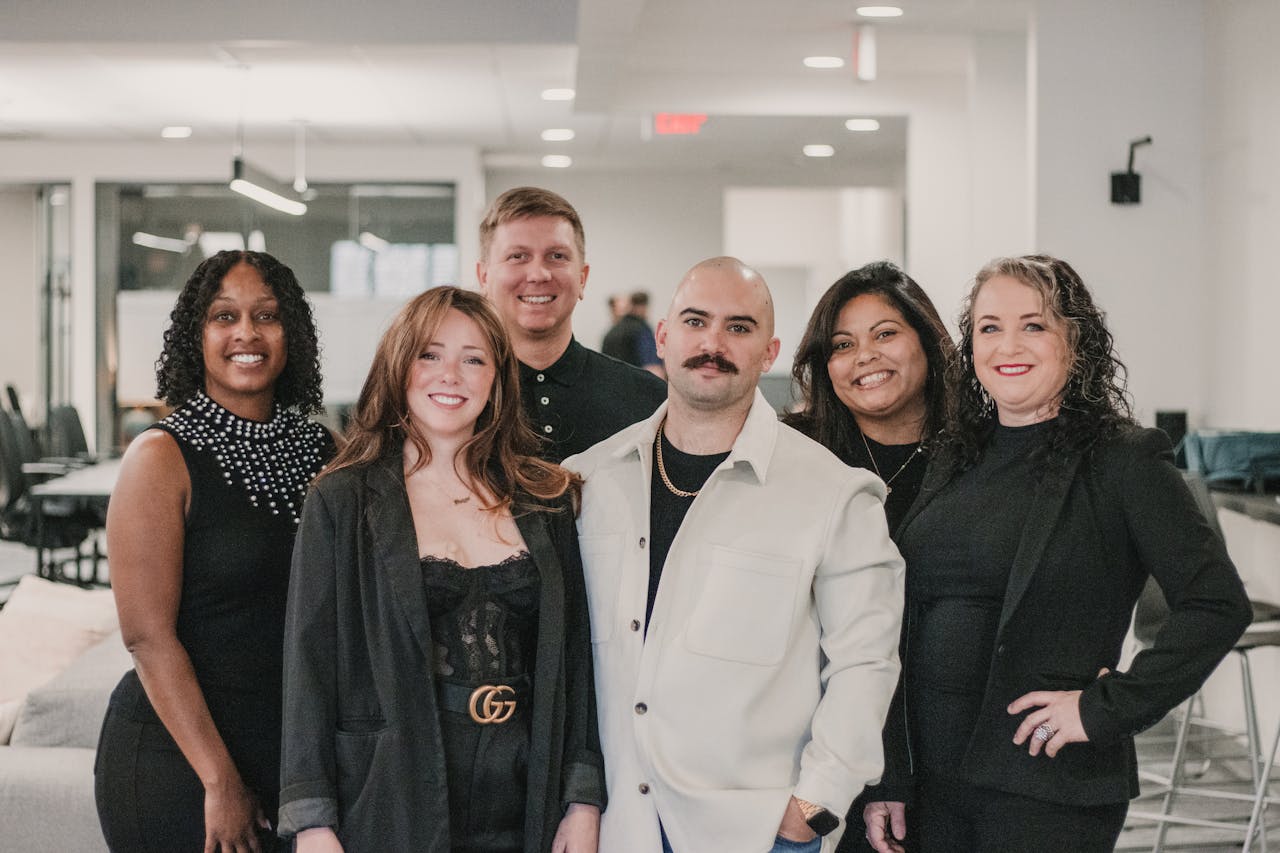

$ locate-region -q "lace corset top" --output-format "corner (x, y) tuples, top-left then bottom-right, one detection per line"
(421, 551), (539, 686)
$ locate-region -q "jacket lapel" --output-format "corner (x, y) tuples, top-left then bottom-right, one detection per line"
(365, 454), (435, 664)
(513, 503), (564, 844)
(996, 451), (1083, 634)
(515, 504), (565, 673)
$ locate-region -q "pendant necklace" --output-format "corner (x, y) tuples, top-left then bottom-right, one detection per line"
(859, 431), (922, 495)
(425, 474), (472, 505)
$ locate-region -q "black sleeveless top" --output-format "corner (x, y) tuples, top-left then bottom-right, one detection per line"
(139, 392), (331, 733)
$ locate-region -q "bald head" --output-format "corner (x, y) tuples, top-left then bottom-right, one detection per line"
(657, 255), (781, 416)
(671, 256), (775, 337)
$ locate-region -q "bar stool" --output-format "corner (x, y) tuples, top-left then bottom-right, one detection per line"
(1125, 473), (1280, 852)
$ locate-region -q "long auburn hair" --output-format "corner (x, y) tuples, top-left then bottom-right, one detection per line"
(785, 261), (954, 461)
(945, 254), (1135, 469)
(321, 286), (579, 510)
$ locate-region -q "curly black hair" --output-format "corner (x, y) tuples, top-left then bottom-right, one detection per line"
(784, 261), (955, 461)
(155, 250), (324, 415)
(945, 254), (1134, 470)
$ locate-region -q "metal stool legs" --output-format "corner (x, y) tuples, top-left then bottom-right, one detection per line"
(1245, 719), (1280, 853)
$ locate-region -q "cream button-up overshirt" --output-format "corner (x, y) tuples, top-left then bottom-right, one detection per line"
(565, 391), (905, 853)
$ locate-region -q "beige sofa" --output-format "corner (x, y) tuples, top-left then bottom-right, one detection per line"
(0, 576), (131, 853)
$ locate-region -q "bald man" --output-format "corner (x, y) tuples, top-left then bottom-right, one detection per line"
(564, 258), (906, 852)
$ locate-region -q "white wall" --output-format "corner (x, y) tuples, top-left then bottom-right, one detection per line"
(0, 140), (485, 448)
(0, 188), (41, 417)
(1032, 0), (1207, 426)
(1204, 1), (1280, 430)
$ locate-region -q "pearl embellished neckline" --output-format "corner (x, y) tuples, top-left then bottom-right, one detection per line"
(159, 391), (328, 524)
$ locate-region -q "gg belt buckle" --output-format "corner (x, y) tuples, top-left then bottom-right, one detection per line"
(468, 684), (517, 724)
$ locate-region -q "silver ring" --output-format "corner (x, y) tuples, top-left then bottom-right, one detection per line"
(1033, 722), (1055, 742)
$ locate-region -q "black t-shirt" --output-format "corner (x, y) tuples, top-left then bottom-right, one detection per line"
(519, 338), (667, 463)
(843, 435), (927, 535)
(646, 429), (729, 632)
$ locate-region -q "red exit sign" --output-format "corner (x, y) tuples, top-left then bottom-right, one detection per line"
(654, 113), (708, 135)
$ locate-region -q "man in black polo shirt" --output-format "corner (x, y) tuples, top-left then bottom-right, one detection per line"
(477, 186), (667, 462)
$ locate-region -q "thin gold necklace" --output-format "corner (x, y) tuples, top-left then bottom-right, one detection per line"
(655, 419), (700, 498)
(424, 474), (472, 505)
(859, 431), (922, 495)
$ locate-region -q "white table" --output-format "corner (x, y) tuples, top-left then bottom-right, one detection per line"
(29, 458), (122, 584)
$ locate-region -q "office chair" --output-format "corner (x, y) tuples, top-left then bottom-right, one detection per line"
(0, 408), (100, 583)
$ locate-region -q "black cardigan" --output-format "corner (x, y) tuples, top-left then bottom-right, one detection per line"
(277, 453), (605, 851)
(873, 426), (1251, 807)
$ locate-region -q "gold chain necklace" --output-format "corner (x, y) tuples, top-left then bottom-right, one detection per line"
(655, 419), (700, 498)
(859, 431), (922, 495)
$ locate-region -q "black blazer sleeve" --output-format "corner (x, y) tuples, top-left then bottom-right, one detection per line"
(1077, 430), (1252, 744)
(551, 498), (608, 810)
(278, 481), (341, 835)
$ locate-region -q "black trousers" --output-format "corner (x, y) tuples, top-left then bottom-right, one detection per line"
(911, 775), (1127, 853)
(94, 678), (283, 853)
(440, 706), (531, 853)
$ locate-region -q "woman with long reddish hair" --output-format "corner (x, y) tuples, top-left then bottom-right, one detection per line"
(278, 286), (603, 853)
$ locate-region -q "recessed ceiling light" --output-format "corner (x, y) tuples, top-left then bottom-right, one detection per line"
(803, 56), (845, 69)
(160, 126), (193, 139)
(803, 144), (835, 158)
(542, 154), (573, 168)
(541, 88), (575, 101)
(541, 128), (576, 142)
(845, 118), (881, 132)
(856, 6), (904, 17)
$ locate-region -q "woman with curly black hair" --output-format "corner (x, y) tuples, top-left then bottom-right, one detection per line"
(863, 255), (1250, 853)
(96, 250), (334, 852)
(785, 261), (954, 533)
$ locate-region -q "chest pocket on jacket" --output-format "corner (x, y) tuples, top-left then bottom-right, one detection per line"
(579, 533), (624, 643)
(686, 545), (802, 666)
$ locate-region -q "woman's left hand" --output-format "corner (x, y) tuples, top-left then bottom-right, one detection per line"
(1007, 689), (1090, 758)
(552, 802), (600, 853)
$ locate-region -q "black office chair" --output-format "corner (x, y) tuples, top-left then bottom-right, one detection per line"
(46, 404), (93, 461)
(0, 408), (100, 583)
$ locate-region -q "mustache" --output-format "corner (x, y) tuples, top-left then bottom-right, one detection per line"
(682, 353), (739, 374)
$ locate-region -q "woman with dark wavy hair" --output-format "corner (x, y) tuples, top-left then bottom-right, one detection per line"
(96, 251), (332, 852)
(786, 261), (954, 532)
(279, 286), (604, 853)
(863, 256), (1250, 853)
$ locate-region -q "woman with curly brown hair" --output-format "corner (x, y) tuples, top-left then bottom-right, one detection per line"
(96, 251), (332, 852)
(863, 256), (1250, 853)
(278, 286), (603, 853)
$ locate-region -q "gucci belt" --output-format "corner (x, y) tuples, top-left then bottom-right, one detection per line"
(468, 684), (518, 724)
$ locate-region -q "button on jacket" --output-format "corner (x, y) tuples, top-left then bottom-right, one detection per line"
(564, 391), (905, 853)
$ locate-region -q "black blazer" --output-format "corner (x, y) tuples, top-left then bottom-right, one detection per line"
(277, 453), (604, 851)
(876, 426), (1250, 807)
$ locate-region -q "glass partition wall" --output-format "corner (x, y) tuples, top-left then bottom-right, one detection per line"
(96, 181), (457, 450)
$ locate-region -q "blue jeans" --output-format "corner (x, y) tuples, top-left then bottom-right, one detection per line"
(661, 824), (822, 853)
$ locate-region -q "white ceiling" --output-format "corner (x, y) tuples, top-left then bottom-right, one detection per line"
(0, 0), (1029, 177)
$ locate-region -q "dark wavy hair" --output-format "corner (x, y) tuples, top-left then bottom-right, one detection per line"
(946, 254), (1134, 469)
(784, 261), (955, 461)
(321, 286), (579, 510)
(155, 250), (323, 415)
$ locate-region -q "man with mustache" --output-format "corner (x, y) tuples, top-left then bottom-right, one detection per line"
(565, 257), (906, 852)
(478, 186), (667, 462)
